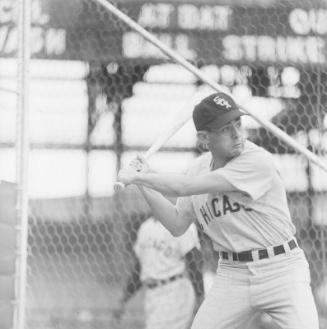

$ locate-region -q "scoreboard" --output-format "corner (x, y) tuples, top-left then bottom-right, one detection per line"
(121, 4), (327, 66)
(0, 0), (326, 66)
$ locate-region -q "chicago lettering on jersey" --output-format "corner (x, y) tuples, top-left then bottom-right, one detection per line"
(198, 195), (252, 228)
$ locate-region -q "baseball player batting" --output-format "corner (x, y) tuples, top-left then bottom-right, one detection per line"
(113, 216), (203, 329)
(117, 91), (319, 329)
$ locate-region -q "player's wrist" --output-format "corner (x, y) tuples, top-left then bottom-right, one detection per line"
(134, 172), (149, 185)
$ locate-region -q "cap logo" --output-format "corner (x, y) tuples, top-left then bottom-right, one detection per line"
(213, 96), (232, 109)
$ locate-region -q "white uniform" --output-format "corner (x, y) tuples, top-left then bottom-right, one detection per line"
(177, 141), (319, 329)
(134, 217), (199, 329)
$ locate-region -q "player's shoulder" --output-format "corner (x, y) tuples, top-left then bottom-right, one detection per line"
(240, 140), (273, 162)
(138, 217), (156, 233)
(226, 140), (275, 174)
(187, 152), (211, 175)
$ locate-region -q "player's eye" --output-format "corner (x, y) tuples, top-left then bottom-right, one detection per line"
(220, 125), (230, 133)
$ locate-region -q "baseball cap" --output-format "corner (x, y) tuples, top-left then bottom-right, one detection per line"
(192, 92), (244, 131)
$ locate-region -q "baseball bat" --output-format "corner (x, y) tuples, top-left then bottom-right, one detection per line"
(113, 93), (205, 192)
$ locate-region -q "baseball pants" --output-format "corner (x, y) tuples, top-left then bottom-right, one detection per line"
(145, 277), (195, 329)
(191, 248), (319, 329)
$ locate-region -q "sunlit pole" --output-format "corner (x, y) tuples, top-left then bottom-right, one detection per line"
(15, 0), (31, 328)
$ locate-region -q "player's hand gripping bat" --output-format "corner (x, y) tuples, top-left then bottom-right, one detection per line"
(113, 93), (205, 192)
(114, 111), (190, 191)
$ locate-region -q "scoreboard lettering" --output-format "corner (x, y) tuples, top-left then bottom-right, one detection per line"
(222, 35), (325, 64)
(137, 3), (232, 31)
(122, 31), (196, 60)
(137, 3), (174, 29)
(122, 3), (327, 66)
(0, 0), (66, 57)
(0, 0), (326, 66)
(177, 4), (231, 31)
(288, 8), (327, 35)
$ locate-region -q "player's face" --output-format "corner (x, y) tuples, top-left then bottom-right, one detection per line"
(207, 118), (245, 159)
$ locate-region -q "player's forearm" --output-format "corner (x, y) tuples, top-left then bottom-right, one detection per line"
(138, 186), (191, 236)
(134, 173), (194, 196)
(133, 172), (236, 196)
(118, 166), (235, 196)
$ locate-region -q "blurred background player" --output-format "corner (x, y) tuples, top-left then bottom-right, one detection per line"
(113, 214), (204, 329)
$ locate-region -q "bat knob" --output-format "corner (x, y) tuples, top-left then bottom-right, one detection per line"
(114, 181), (125, 192)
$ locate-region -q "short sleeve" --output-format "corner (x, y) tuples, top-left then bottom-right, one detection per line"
(176, 196), (197, 223)
(215, 148), (274, 200)
(177, 223), (200, 255)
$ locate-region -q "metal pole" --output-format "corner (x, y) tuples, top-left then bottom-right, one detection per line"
(15, 0), (31, 328)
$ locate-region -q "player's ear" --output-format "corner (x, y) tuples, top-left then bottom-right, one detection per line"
(197, 131), (209, 144)
(196, 131), (210, 152)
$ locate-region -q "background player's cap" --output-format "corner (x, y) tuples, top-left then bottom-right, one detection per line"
(192, 92), (244, 131)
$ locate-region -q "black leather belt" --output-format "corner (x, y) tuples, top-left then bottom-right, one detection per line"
(220, 238), (298, 262)
(144, 273), (185, 289)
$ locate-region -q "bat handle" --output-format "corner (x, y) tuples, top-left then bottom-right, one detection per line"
(114, 181), (125, 192)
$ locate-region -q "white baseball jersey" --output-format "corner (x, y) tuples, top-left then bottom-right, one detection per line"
(134, 217), (200, 281)
(176, 140), (296, 252)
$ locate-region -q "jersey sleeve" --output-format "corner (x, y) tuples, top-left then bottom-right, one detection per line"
(177, 223), (200, 256)
(176, 195), (197, 223)
(214, 148), (274, 200)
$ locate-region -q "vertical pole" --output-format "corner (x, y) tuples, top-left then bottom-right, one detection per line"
(114, 102), (123, 175)
(15, 0), (31, 328)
